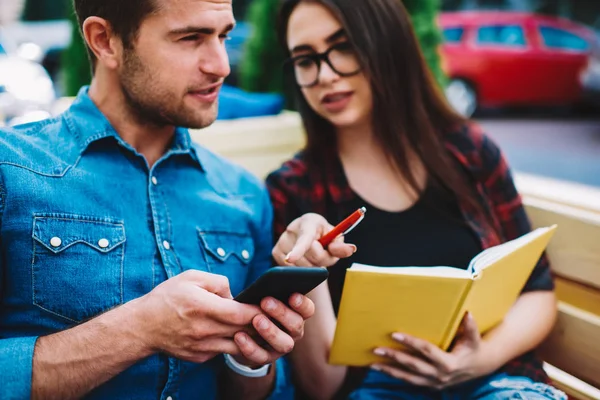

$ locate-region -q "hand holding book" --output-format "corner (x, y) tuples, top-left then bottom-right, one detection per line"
(329, 225), (558, 366)
(371, 312), (495, 390)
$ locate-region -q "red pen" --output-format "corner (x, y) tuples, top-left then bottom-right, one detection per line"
(318, 207), (367, 248)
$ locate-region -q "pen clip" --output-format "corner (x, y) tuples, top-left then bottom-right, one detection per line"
(342, 214), (365, 236)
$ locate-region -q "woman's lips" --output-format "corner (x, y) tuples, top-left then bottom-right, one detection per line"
(321, 91), (354, 113)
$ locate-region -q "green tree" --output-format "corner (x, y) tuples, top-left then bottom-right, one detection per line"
(62, 6), (91, 96)
(238, 0), (285, 94)
(403, 0), (448, 89)
(239, 0), (447, 98)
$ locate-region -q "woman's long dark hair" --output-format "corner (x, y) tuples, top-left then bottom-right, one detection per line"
(278, 0), (486, 218)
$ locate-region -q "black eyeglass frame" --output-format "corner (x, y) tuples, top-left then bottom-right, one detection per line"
(284, 42), (362, 88)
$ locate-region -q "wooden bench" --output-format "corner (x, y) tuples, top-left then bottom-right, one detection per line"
(516, 175), (600, 400)
(191, 113), (600, 400)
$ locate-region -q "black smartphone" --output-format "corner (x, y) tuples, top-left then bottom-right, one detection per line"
(235, 267), (329, 305)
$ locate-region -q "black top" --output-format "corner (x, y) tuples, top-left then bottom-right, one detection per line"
(329, 181), (483, 313)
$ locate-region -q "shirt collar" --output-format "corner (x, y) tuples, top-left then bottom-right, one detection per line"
(64, 86), (204, 169)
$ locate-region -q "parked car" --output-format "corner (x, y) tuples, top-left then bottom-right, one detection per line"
(438, 12), (598, 116)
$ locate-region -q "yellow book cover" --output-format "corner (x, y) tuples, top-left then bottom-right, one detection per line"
(329, 225), (557, 366)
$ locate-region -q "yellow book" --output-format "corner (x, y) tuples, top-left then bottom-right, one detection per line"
(329, 225), (557, 367)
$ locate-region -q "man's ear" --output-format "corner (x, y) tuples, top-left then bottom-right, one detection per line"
(81, 16), (123, 70)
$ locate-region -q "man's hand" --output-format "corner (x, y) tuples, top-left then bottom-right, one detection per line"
(231, 293), (315, 367)
(371, 313), (494, 390)
(131, 270), (263, 363)
(272, 213), (356, 267)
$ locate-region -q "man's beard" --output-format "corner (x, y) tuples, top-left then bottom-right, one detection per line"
(119, 49), (218, 130)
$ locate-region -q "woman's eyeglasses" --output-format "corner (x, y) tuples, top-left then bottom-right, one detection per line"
(285, 42), (362, 88)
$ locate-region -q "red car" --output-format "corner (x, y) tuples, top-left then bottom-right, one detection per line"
(438, 12), (597, 116)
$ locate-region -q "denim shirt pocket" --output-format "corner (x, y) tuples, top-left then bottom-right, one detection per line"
(32, 214), (126, 323)
(197, 229), (254, 296)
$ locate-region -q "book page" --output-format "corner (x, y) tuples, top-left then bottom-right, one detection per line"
(350, 263), (471, 279)
(470, 226), (555, 274)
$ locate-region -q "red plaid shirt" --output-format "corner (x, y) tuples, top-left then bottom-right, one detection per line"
(266, 122), (554, 385)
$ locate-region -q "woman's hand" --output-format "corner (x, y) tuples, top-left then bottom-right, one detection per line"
(272, 213), (356, 267)
(372, 313), (496, 390)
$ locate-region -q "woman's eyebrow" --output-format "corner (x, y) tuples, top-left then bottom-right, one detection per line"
(290, 28), (346, 54)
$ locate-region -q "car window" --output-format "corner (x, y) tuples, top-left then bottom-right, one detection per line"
(477, 25), (527, 47)
(539, 26), (590, 51)
(443, 27), (465, 43)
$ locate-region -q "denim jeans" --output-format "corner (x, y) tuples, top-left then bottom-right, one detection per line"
(347, 370), (567, 400)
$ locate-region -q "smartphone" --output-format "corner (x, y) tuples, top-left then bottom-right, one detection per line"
(235, 267), (329, 305)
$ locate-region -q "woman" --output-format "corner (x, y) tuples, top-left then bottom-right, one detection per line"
(266, 0), (565, 399)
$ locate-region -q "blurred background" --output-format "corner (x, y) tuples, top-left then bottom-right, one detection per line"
(0, 0), (599, 186)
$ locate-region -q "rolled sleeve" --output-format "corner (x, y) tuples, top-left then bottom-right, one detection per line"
(0, 336), (38, 400)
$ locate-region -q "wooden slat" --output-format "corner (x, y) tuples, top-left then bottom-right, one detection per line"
(544, 363), (600, 400)
(524, 198), (600, 289)
(516, 173), (600, 215)
(555, 278), (600, 316)
(539, 302), (600, 388)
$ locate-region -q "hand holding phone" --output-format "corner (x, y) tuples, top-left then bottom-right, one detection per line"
(235, 267), (328, 305)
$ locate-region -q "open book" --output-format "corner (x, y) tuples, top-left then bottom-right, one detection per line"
(329, 225), (557, 366)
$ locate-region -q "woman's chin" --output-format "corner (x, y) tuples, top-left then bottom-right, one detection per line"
(323, 109), (366, 129)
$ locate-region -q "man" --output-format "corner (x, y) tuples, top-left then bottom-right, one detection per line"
(0, 0), (354, 398)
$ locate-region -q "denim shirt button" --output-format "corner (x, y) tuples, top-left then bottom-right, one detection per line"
(166, 396), (173, 400)
(241, 250), (250, 260)
(50, 237), (62, 248)
(163, 240), (171, 250)
(217, 248), (226, 257)
(98, 239), (110, 249)
(151, 176), (158, 186)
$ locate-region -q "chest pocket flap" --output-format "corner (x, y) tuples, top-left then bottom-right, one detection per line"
(198, 229), (254, 265)
(33, 216), (126, 254)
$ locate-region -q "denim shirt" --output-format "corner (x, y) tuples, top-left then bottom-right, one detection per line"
(0, 89), (290, 400)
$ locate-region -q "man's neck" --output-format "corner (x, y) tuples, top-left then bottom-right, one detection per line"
(88, 78), (175, 169)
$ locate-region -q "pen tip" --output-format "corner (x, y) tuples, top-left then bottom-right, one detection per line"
(360, 207), (367, 213)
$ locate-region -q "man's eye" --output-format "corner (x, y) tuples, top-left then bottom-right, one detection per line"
(181, 35), (199, 42)
(220, 34), (231, 41)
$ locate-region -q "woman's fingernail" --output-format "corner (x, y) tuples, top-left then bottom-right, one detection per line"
(371, 365), (382, 371)
(284, 253), (292, 263)
(373, 348), (386, 356)
(350, 244), (357, 254)
(392, 333), (405, 342)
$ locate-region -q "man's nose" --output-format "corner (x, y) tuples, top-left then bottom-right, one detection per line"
(199, 40), (231, 78)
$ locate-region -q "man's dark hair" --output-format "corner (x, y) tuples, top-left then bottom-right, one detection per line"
(73, 0), (159, 64)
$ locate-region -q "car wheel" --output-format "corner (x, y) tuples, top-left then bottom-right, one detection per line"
(445, 79), (478, 117)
